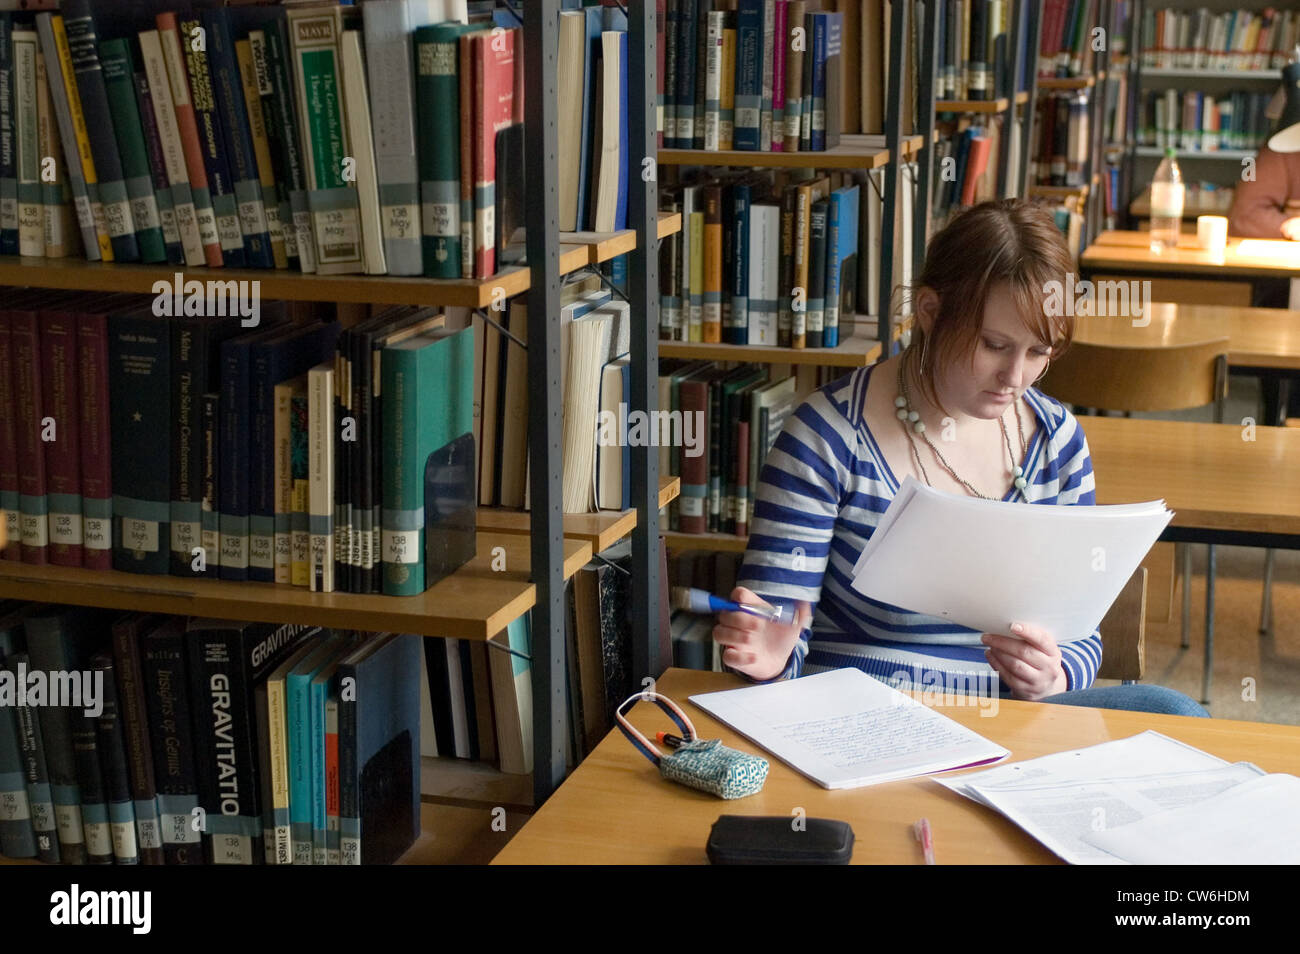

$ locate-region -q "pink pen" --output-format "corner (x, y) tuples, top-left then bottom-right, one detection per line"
(914, 818), (936, 865)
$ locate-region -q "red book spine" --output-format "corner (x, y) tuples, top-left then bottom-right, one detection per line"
(11, 310), (48, 564)
(40, 310), (83, 567)
(734, 418), (750, 537)
(678, 378), (710, 534)
(325, 716), (339, 856)
(0, 313), (19, 559)
(473, 30), (515, 279)
(77, 311), (113, 570)
(157, 13), (223, 267)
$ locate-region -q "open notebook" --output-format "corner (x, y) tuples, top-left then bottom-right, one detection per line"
(689, 668), (1008, 790)
(850, 476), (1173, 643)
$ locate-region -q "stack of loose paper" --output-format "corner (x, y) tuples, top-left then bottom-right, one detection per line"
(850, 477), (1173, 643)
(937, 731), (1300, 864)
(689, 668), (1008, 790)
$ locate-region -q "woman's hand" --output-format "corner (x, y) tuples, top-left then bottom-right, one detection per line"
(982, 622), (1068, 701)
(713, 586), (811, 682)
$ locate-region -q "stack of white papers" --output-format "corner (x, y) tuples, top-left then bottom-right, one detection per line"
(689, 668), (1008, 790)
(850, 477), (1173, 643)
(938, 732), (1300, 864)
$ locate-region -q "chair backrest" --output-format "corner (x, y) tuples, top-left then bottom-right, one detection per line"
(1039, 337), (1229, 413)
(1097, 566), (1147, 682)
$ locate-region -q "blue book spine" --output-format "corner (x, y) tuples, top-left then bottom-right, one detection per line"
(664, 0), (679, 147)
(63, 0), (140, 262)
(180, 12), (244, 267)
(219, 337), (255, 580)
(824, 193), (840, 349)
(810, 13), (827, 152)
(734, 0), (762, 150)
(203, 9), (273, 267)
(615, 31), (628, 230)
(287, 669), (314, 864)
(676, 0), (698, 148)
(729, 182), (751, 343)
(0, 14), (17, 256)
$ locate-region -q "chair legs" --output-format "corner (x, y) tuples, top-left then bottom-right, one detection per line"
(1202, 544), (1216, 707)
(1260, 549), (1274, 635)
(1181, 543), (1192, 649)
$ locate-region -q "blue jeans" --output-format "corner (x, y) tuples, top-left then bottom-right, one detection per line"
(1039, 684), (1209, 717)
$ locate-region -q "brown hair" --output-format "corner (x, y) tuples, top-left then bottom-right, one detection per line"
(903, 199), (1076, 414)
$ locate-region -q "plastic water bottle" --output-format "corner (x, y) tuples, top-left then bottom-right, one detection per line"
(1149, 148), (1184, 252)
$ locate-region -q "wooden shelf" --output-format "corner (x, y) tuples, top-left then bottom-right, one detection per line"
(419, 755), (533, 812)
(936, 97), (1009, 113)
(899, 133), (929, 156)
(395, 801), (530, 865)
(1015, 90), (1029, 104)
(476, 477), (681, 553)
(662, 530), (749, 552)
(659, 134), (893, 169)
(0, 531), (592, 641)
(1140, 67), (1276, 81)
(1133, 147), (1258, 160)
(1029, 183), (1090, 199)
(1037, 74), (1096, 89)
(0, 214), (680, 310)
(660, 324), (883, 367)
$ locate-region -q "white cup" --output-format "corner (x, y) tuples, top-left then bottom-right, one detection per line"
(1197, 215), (1228, 256)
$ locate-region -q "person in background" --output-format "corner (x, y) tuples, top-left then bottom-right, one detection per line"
(1228, 86), (1300, 240)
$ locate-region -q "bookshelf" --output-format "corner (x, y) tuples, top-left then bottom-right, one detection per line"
(0, 0), (673, 841)
(1114, 0), (1290, 230)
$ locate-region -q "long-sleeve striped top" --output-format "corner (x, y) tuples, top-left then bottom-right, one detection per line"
(736, 362), (1103, 694)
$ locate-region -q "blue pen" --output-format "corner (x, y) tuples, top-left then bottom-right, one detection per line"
(670, 586), (797, 625)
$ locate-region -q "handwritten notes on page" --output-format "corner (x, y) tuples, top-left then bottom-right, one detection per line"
(688, 668), (1007, 790)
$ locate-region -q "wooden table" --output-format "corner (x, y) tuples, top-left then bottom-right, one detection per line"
(492, 668), (1300, 865)
(1073, 302), (1300, 373)
(1080, 231), (1300, 308)
(1085, 415), (1300, 702)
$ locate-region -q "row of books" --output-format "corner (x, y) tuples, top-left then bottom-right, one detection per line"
(658, 167), (874, 348)
(1139, 6), (1299, 71)
(928, 123), (995, 225)
(0, 604), (422, 865)
(473, 274), (634, 514)
(0, 0), (608, 280)
(660, 360), (798, 537)
(1100, 70), (1129, 146)
(932, 0), (1012, 102)
(1138, 89), (1275, 153)
(0, 293), (476, 597)
(661, 0), (848, 153)
(1037, 0), (1102, 79)
(1031, 91), (1092, 188)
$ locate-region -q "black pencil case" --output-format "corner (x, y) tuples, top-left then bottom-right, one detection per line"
(706, 815), (855, 865)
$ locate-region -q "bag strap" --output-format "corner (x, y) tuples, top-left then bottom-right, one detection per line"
(615, 690), (699, 767)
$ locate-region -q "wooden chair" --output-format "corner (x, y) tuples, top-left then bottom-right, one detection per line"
(1097, 567), (1147, 683)
(1038, 337), (1229, 418)
(1040, 337), (1230, 700)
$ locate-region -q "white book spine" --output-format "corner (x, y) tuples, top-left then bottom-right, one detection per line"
(362, 0), (426, 275)
(759, 0), (774, 150)
(341, 30), (387, 275)
(704, 11), (723, 152)
(12, 30), (43, 257)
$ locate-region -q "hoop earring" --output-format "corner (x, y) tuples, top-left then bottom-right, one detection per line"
(1033, 359), (1051, 387)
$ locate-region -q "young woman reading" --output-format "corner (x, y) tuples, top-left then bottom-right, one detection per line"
(717, 199), (1204, 716)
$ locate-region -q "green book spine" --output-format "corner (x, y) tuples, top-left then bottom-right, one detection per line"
(99, 38), (166, 263)
(381, 327), (474, 596)
(414, 24), (473, 279)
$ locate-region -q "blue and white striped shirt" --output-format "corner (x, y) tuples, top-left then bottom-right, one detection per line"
(736, 362), (1103, 694)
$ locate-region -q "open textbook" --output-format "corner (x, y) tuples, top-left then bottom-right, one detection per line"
(937, 732), (1299, 864)
(850, 477), (1172, 643)
(689, 668), (1007, 789)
